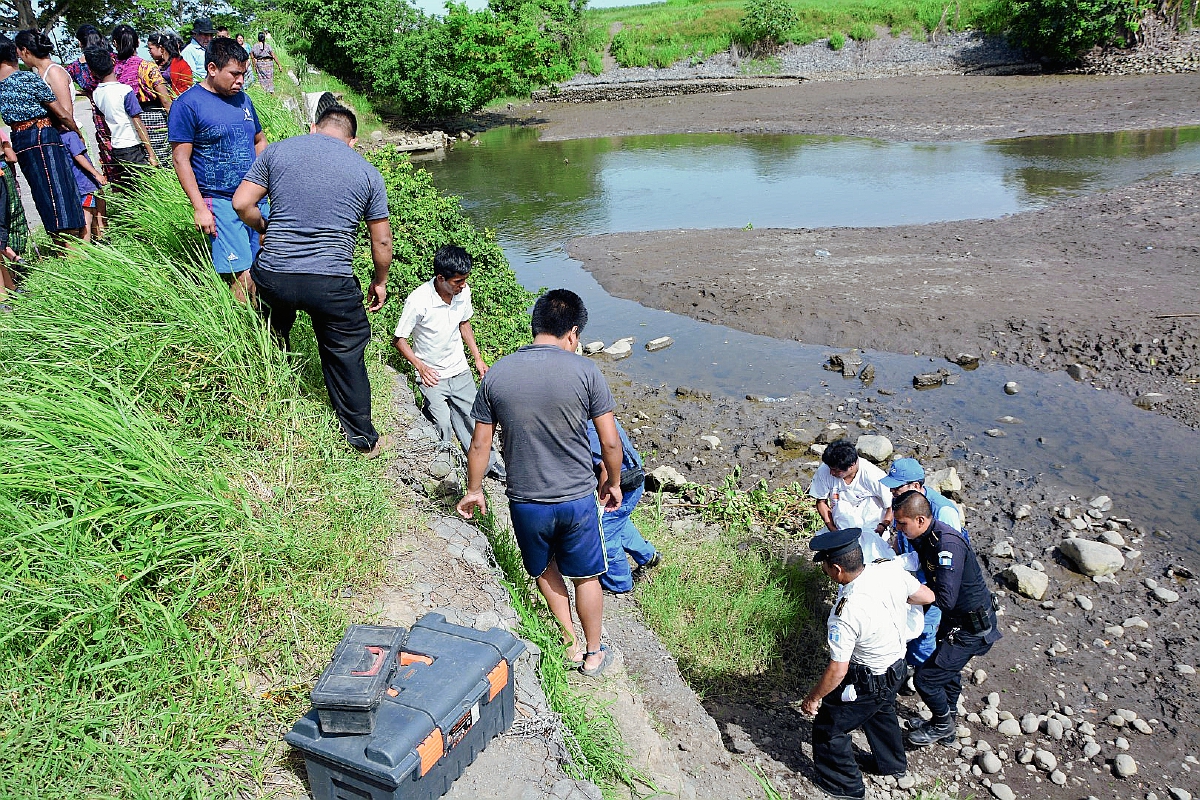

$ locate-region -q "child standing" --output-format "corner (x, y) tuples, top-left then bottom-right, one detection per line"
(60, 130), (106, 242)
(84, 47), (158, 181)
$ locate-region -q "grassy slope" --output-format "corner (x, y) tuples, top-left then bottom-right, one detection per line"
(590, 0), (993, 69)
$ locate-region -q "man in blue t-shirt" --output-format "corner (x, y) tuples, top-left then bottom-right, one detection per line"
(167, 36), (266, 303)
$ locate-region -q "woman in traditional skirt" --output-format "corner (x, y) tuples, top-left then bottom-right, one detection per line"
(111, 25), (173, 168)
(0, 128), (30, 259)
(250, 32), (279, 94)
(0, 36), (85, 243)
(65, 25), (115, 183)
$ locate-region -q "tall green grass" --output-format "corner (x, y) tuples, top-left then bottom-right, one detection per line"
(596, 0), (993, 69)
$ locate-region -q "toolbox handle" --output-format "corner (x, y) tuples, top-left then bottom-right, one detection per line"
(350, 646), (387, 677)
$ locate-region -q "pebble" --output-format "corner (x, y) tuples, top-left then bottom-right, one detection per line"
(1105, 625), (1125, 638)
(1099, 530), (1126, 546)
(987, 692), (1000, 708)
(1154, 586), (1181, 604)
(1020, 713), (1039, 734)
(1116, 708), (1138, 721)
(1014, 504), (1032, 520)
(973, 669), (988, 685)
(998, 718), (1022, 736)
(644, 335), (673, 352)
(1123, 616), (1149, 629)
(1078, 721), (1095, 735)
(981, 708), (1000, 728)
(1018, 747), (1035, 764)
(1114, 753), (1138, 777)
(991, 783), (1016, 800)
(1045, 718), (1064, 740)
(1116, 736), (1130, 750)
(1175, 664), (1196, 675)
(1003, 382), (1020, 395)
(1131, 718), (1152, 735)
(1170, 789), (1192, 800)
(980, 752), (1003, 774)
(1076, 595), (1094, 611)
(1083, 741), (1102, 758)
(1108, 714), (1127, 727)
(897, 775), (916, 790)
(1034, 749), (1057, 772)
(1050, 769), (1067, 785)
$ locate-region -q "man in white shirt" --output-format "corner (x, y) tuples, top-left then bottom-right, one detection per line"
(182, 17), (215, 85)
(808, 440), (895, 562)
(393, 245), (502, 477)
(801, 528), (934, 800)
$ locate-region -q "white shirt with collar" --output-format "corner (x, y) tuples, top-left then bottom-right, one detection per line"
(827, 560), (920, 674)
(394, 279), (473, 379)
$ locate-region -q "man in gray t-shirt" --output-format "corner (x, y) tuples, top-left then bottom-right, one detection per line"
(232, 105), (394, 458)
(458, 289), (624, 678)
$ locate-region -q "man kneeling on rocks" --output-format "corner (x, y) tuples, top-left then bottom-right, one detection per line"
(892, 490), (1001, 748)
(802, 528), (934, 800)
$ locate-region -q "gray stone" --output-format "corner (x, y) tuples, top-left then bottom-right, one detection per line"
(1003, 565), (1049, 600)
(1059, 538), (1125, 576)
(1122, 616), (1149, 629)
(998, 718), (1022, 736)
(949, 353), (980, 369)
(1071, 516), (1090, 530)
(674, 385), (711, 401)
(777, 429), (814, 450)
(1133, 393), (1168, 409)
(1083, 741), (1102, 759)
(1013, 504), (1032, 520)
(1154, 586), (1180, 604)
(1098, 530), (1126, 546)
(1170, 789), (1192, 800)
(927, 466), (962, 494)
(1131, 718), (1153, 735)
(987, 692), (1000, 707)
(990, 783), (1015, 800)
(973, 669), (988, 685)
(1076, 595), (1093, 611)
(582, 340), (604, 355)
(1116, 708), (1138, 722)
(1050, 769), (1067, 785)
(1067, 363), (1087, 381)
(914, 371), (946, 389)
(1116, 736), (1130, 750)
(980, 708), (1000, 728)
(474, 610), (502, 630)
(828, 349), (864, 378)
(1033, 749), (1057, 772)
(859, 364), (876, 384)
(1089, 495), (1113, 512)
(1114, 753), (1138, 777)
(897, 774), (916, 789)
(644, 336), (673, 352)
(1175, 664), (1196, 675)
(1045, 718), (1064, 740)
(1107, 714), (1127, 728)
(980, 752), (1003, 774)
(602, 339), (632, 358)
(992, 541), (1015, 558)
(985, 428), (1006, 438)
(1003, 381), (1020, 395)
(855, 435), (894, 463)
(461, 546), (488, 567)
(815, 424), (849, 444)
(699, 434), (721, 450)
(645, 465), (687, 492)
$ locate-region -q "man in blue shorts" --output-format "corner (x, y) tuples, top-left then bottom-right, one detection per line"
(457, 289), (624, 677)
(168, 36), (266, 303)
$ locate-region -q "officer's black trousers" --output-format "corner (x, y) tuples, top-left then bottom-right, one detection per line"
(811, 664), (906, 798)
(915, 629), (994, 718)
(251, 267), (379, 451)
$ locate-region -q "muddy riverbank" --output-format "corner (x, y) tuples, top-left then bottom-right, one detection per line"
(572, 172), (1200, 428)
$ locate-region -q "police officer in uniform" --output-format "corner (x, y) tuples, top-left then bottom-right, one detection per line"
(892, 490), (1002, 747)
(801, 528), (935, 799)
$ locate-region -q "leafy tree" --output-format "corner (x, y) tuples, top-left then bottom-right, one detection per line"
(737, 0), (797, 53)
(983, 0), (1154, 64)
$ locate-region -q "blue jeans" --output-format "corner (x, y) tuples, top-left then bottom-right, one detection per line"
(599, 484), (657, 592)
(906, 604), (941, 667)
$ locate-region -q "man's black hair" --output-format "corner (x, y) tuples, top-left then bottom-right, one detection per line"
(826, 544), (865, 573)
(531, 289), (587, 339)
(315, 104), (358, 139)
(84, 46), (115, 79)
(205, 36), (248, 70)
(110, 24), (138, 61)
(893, 489), (933, 520)
(0, 35), (17, 65)
(821, 439), (858, 472)
(433, 245), (471, 279)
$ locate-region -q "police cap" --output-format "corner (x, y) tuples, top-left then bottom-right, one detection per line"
(810, 527), (861, 562)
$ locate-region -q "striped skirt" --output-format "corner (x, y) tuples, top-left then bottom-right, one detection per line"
(141, 106), (171, 166)
(11, 123), (85, 233)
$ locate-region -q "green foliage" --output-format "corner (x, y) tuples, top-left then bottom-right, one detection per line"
(849, 19), (876, 39)
(828, 29), (846, 47)
(690, 470), (823, 537)
(281, 0), (588, 117)
(738, 0), (800, 51)
(362, 146), (534, 362)
(982, 0), (1154, 63)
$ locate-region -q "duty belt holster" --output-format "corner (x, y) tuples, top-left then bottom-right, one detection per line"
(847, 659), (905, 697)
(949, 607), (992, 634)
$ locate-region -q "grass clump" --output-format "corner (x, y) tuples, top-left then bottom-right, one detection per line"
(829, 29), (847, 47)
(849, 20), (877, 39)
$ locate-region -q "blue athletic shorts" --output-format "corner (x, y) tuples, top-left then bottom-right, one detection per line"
(205, 195), (267, 275)
(509, 495), (607, 580)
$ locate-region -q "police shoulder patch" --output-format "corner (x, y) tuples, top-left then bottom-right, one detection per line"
(938, 550), (954, 567)
(834, 597), (848, 616)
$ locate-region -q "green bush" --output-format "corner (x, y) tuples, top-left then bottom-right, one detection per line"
(738, 0), (799, 52)
(828, 29), (846, 48)
(983, 0), (1153, 63)
(848, 20), (876, 40)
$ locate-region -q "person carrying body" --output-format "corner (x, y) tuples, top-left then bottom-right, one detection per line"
(892, 490), (1001, 748)
(457, 289), (623, 678)
(801, 527), (934, 800)
(585, 416), (659, 593)
(393, 245), (503, 478)
(808, 439), (895, 562)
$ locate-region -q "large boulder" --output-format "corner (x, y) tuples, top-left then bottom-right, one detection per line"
(927, 466), (962, 495)
(645, 465), (687, 492)
(1003, 565), (1049, 600)
(855, 435), (894, 463)
(1059, 538), (1125, 576)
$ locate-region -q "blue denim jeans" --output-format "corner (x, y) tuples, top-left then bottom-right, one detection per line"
(599, 484), (657, 592)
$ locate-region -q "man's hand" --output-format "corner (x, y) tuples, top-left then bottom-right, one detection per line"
(801, 697), (821, 717)
(598, 482), (622, 512)
(193, 204), (216, 236)
(474, 356), (489, 378)
(457, 488), (487, 520)
(416, 363), (440, 388)
(367, 279), (387, 312)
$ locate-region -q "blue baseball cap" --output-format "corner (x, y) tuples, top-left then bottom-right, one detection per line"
(881, 457), (925, 489)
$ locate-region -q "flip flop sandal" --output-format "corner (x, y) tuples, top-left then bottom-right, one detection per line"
(563, 652), (585, 669)
(579, 644), (614, 678)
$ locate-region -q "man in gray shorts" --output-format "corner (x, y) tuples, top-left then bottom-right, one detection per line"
(457, 289), (624, 677)
(232, 105), (393, 457)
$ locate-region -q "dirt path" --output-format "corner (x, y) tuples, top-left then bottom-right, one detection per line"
(516, 73), (1200, 143)
(570, 172), (1200, 427)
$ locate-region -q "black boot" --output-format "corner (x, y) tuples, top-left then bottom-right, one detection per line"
(907, 713), (956, 747)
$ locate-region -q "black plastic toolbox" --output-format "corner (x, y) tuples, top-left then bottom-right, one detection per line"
(285, 613), (526, 800)
(311, 625), (408, 735)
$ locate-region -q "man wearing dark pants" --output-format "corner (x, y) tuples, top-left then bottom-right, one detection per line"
(801, 528), (934, 799)
(892, 490), (1001, 747)
(456, 289), (624, 677)
(232, 105), (393, 457)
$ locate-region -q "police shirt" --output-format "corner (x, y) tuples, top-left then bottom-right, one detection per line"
(914, 520), (992, 618)
(827, 560), (921, 674)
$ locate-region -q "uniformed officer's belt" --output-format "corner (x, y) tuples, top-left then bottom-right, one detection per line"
(949, 607), (992, 634)
(846, 658), (905, 695)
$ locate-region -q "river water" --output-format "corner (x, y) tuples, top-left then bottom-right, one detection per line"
(418, 125), (1200, 545)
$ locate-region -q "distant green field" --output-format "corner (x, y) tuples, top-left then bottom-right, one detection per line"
(589, 0), (993, 68)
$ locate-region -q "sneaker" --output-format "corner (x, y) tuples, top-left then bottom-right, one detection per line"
(640, 552), (661, 570)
